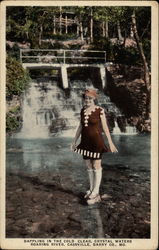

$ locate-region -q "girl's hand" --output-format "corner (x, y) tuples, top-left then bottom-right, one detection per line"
(70, 142), (77, 151)
(109, 142), (118, 153)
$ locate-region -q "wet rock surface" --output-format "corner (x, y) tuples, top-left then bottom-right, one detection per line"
(6, 164), (150, 238)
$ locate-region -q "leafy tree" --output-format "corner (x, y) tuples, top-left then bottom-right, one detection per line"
(6, 107), (22, 133)
(6, 56), (30, 99)
(131, 7), (151, 117)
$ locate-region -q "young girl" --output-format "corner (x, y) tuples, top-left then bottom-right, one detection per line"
(71, 89), (118, 205)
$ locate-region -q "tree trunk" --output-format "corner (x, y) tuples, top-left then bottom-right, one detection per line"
(123, 27), (127, 48)
(77, 24), (79, 36)
(26, 31), (29, 40)
(117, 21), (123, 40)
(105, 20), (109, 38)
(39, 25), (43, 46)
(65, 14), (68, 34)
(53, 15), (56, 34)
(90, 7), (93, 42)
(131, 10), (150, 118)
(130, 25), (134, 38)
(131, 11), (150, 90)
(59, 7), (62, 34)
(102, 21), (105, 37)
(80, 21), (84, 41)
(141, 20), (150, 39)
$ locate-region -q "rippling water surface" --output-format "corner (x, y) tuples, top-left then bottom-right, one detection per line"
(6, 134), (150, 175)
(6, 134), (150, 238)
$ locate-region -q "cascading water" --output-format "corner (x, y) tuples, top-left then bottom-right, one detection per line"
(113, 121), (122, 134)
(125, 125), (137, 135)
(113, 120), (137, 135)
(18, 82), (50, 138)
(17, 78), (137, 138)
(17, 79), (83, 138)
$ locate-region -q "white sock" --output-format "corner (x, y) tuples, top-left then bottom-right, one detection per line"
(91, 168), (102, 195)
(87, 169), (94, 192)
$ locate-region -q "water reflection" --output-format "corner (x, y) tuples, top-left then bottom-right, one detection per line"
(91, 208), (104, 238)
(6, 135), (150, 173)
(79, 206), (104, 238)
(6, 134), (150, 238)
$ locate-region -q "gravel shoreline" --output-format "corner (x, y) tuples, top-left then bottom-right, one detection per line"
(6, 163), (150, 238)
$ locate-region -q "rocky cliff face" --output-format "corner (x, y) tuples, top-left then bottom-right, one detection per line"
(106, 64), (151, 133)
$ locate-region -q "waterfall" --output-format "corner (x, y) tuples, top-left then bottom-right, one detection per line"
(17, 82), (50, 138)
(16, 78), (137, 138)
(99, 66), (106, 89)
(113, 121), (137, 135)
(17, 80), (83, 138)
(125, 125), (137, 135)
(113, 121), (122, 134)
(97, 93), (137, 136)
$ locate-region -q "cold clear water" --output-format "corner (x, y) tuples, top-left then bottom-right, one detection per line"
(6, 134), (150, 238)
(6, 134), (150, 176)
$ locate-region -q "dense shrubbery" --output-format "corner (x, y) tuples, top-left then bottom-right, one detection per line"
(92, 37), (143, 66)
(91, 35), (150, 67)
(6, 56), (30, 99)
(112, 45), (141, 66)
(6, 56), (30, 133)
(142, 38), (151, 65)
(45, 33), (78, 41)
(6, 43), (20, 60)
(6, 106), (22, 133)
(91, 37), (113, 57)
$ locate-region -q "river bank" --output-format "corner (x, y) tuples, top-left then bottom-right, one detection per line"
(6, 163), (150, 238)
(6, 135), (150, 238)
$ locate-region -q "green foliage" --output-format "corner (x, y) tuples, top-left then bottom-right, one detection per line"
(6, 56), (30, 99)
(6, 115), (19, 133)
(135, 7), (151, 39)
(6, 106), (22, 133)
(142, 38), (151, 65)
(91, 37), (114, 60)
(6, 43), (20, 60)
(92, 36), (142, 65)
(45, 33), (78, 41)
(9, 106), (21, 113)
(6, 6), (151, 68)
(112, 45), (141, 65)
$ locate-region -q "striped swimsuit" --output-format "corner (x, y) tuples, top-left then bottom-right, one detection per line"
(74, 106), (109, 159)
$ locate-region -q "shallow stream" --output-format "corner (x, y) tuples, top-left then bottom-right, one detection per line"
(6, 134), (150, 238)
(6, 134), (150, 191)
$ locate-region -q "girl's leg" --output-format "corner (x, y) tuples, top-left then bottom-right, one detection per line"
(84, 159), (94, 198)
(88, 159), (102, 199)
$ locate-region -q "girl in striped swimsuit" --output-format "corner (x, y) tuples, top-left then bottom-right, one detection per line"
(71, 89), (118, 205)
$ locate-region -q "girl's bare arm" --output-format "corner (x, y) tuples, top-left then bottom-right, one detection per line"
(71, 122), (82, 150)
(100, 110), (118, 153)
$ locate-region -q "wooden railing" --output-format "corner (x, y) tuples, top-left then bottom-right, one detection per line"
(20, 49), (106, 65)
